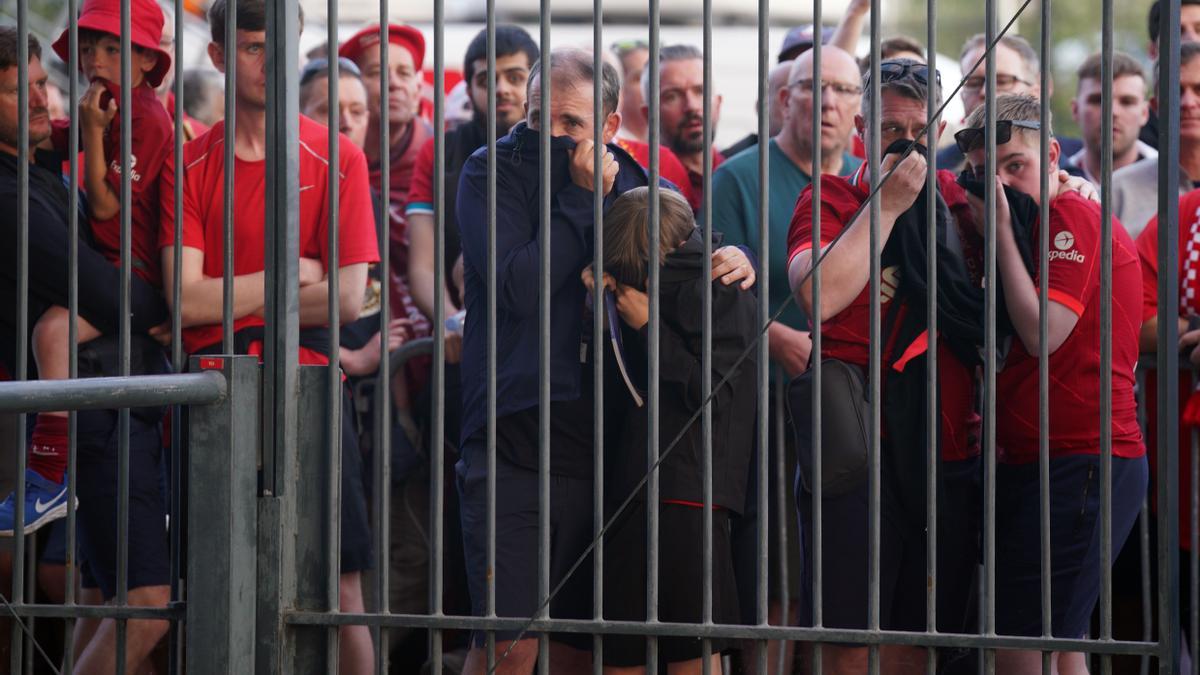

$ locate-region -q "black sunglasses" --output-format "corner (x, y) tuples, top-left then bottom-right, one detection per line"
(878, 60), (941, 86)
(953, 119), (1041, 154)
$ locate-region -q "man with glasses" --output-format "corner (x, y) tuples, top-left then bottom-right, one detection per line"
(787, 58), (983, 675)
(710, 44), (863, 675)
(957, 93), (1146, 675)
(937, 33), (1082, 172)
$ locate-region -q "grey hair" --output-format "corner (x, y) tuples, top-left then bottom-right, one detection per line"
(526, 46), (622, 118)
(958, 33), (1040, 80)
(641, 43), (703, 104)
(860, 58), (943, 118)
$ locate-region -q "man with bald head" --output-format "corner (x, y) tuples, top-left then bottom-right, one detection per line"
(721, 59), (795, 158)
(709, 44), (863, 675)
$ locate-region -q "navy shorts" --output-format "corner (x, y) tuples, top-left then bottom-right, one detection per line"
(456, 440), (594, 649)
(338, 388), (374, 574)
(797, 457), (981, 634)
(73, 408), (170, 601)
(995, 454), (1148, 638)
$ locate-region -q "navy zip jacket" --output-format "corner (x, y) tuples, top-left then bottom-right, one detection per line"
(457, 122), (657, 448)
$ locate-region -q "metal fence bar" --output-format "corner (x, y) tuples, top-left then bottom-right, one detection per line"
(755, 0), (769, 671)
(372, 14), (393, 675)
(591, 5), (606, 674)
(0, 373), (227, 412)
(431, 0), (447, 671)
(221, 0), (235, 354)
(1037, 0), (1053, 672)
(65, 0), (82, 666)
(324, 8), (342, 672)
(701, 0), (713, 670)
(537, 2), (552, 671)
(11, 4), (28, 669)
(810, 0), (825, 670)
(982, 2), (999, 674)
(1099, 3), (1115, 675)
(1156, 1), (1183, 673)
(867, 1), (882, 672)
(924, 5), (940, 675)
(484, 2), (499, 670)
(647, 0), (662, 670)
(168, 0), (187, 670)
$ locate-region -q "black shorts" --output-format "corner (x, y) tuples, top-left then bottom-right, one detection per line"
(338, 388), (373, 574)
(456, 439), (594, 649)
(797, 456), (981, 635)
(74, 408), (169, 600)
(602, 502), (739, 667)
(995, 454), (1147, 638)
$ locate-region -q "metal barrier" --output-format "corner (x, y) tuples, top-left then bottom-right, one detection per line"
(0, 0), (1190, 673)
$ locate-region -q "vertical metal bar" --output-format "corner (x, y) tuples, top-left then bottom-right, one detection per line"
(1098, 4), (1115, 674)
(867, 0), (882, 671)
(1037, 0), (1053, 672)
(9, 0), (27, 662)
(983, 2), (999, 675)
(1192, 428), (1199, 675)
(1156, 1), (1182, 674)
(168, 0), (186, 670)
(431, 1), (447, 671)
(924, 0), (939, 666)
(756, 4), (770, 674)
(810, 1), (824, 671)
(372, 16), (393, 675)
(537, 3), (552, 671)
(484, 2), (499, 670)
(221, 0), (236, 354)
(591, 5), (606, 674)
(116, 0), (134, 666)
(64, 0), (81, 667)
(701, 0), (714, 668)
(773, 376), (787, 675)
(647, 0), (662, 671)
(325, 13), (343, 672)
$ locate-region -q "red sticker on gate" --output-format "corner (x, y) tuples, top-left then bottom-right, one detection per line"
(198, 358), (225, 370)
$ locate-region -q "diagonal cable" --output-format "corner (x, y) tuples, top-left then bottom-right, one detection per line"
(0, 589), (63, 675)
(488, 1), (1035, 669)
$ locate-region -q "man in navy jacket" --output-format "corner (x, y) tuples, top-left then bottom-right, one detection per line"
(455, 47), (755, 674)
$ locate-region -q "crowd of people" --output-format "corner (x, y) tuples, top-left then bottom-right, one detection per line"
(0, 0), (1196, 672)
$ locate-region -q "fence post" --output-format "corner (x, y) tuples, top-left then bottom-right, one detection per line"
(185, 355), (258, 675)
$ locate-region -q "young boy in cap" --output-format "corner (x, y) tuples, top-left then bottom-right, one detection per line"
(0, 0), (172, 534)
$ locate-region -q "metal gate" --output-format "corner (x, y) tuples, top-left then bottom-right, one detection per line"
(0, 0), (1189, 673)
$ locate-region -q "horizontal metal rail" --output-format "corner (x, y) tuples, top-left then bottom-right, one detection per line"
(0, 371), (227, 414)
(0, 604), (185, 621)
(283, 612), (1160, 655)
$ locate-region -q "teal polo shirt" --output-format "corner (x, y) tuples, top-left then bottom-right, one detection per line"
(707, 138), (862, 331)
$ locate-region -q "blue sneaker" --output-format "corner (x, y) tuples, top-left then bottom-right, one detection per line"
(0, 470), (74, 536)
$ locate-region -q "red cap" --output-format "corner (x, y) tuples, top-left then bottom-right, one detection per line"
(52, 0), (171, 88)
(338, 24), (425, 71)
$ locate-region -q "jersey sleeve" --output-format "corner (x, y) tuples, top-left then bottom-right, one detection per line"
(404, 137), (436, 218)
(1044, 195), (1102, 317)
(335, 140), (382, 268)
(1136, 215), (1161, 323)
(787, 176), (851, 268)
(159, 139), (209, 252)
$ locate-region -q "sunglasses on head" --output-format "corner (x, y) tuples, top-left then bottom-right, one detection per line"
(953, 119), (1041, 154)
(878, 60), (941, 86)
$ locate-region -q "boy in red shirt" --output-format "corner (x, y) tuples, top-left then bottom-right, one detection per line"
(957, 94), (1146, 673)
(0, 0), (172, 534)
(159, 1), (379, 671)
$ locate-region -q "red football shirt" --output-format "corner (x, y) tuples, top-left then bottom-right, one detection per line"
(995, 191), (1144, 463)
(1135, 189), (1200, 549)
(51, 83), (172, 287)
(786, 168), (981, 460)
(159, 115), (380, 359)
